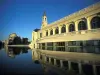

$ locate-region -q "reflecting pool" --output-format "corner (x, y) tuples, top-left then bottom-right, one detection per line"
(0, 47), (44, 75)
(0, 46), (100, 75)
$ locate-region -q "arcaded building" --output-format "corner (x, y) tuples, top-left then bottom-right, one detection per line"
(32, 2), (100, 53)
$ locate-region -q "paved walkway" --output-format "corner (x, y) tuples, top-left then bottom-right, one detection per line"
(7, 45), (29, 47)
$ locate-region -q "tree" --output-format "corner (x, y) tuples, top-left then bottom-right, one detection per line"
(13, 36), (22, 45)
(0, 41), (2, 50)
(22, 38), (28, 45)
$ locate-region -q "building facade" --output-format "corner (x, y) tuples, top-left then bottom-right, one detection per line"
(31, 2), (100, 53)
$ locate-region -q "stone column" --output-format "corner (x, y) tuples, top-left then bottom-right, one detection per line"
(59, 26), (62, 34)
(65, 42), (68, 52)
(38, 53), (40, 59)
(87, 17), (91, 30)
(75, 20), (78, 32)
(68, 61), (71, 70)
(54, 59), (56, 65)
(93, 65), (97, 75)
(48, 29), (50, 36)
(53, 28), (55, 35)
(75, 20), (79, 34)
(37, 43), (39, 49)
(38, 43), (40, 49)
(45, 43), (47, 50)
(60, 60), (63, 68)
(66, 24), (69, 33)
(78, 62), (82, 74)
(44, 56), (47, 62)
(49, 57), (51, 63)
(53, 42), (56, 51)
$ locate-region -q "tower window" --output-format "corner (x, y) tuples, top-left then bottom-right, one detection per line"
(40, 33), (42, 38)
(46, 31), (48, 36)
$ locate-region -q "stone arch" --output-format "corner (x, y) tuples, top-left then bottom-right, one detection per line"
(90, 16), (100, 29)
(78, 18), (87, 30)
(50, 29), (53, 35)
(69, 23), (75, 32)
(61, 24), (66, 33)
(46, 30), (48, 36)
(55, 27), (59, 34)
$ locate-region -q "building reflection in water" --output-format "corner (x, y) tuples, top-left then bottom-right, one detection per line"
(1, 46), (99, 75)
(4, 46), (29, 58)
(32, 49), (100, 75)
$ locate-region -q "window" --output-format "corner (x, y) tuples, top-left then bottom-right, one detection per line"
(34, 44), (35, 48)
(55, 27), (59, 34)
(78, 21), (87, 30)
(91, 16), (100, 29)
(61, 25), (66, 33)
(46, 31), (48, 36)
(50, 29), (53, 35)
(69, 24), (75, 32)
(47, 42), (53, 46)
(42, 43), (45, 50)
(40, 33), (42, 38)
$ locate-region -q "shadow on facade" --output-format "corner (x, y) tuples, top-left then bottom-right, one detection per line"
(38, 40), (100, 54)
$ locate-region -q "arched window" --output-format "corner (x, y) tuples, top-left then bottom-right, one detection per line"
(61, 25), (66, 33)
(69, 24), (75, 32)
(78, 21), (87, 30)
(91, 16), (100, 29)
(46, 31), (48, 36)
(40, 33), (42, 38)
(50, 29), (53, 35)
(55, 27), (59, 34)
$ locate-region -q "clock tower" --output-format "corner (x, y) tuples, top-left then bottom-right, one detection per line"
(41, 11), (48, 29)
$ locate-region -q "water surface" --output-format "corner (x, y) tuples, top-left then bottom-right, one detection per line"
(0, 46), (100, 75)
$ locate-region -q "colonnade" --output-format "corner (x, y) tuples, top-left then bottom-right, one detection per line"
(39, 15), (100, 38)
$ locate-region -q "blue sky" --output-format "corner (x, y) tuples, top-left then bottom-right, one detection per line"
(0, 0), (100, 41)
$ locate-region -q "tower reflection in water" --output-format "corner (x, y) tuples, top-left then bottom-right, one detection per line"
(32, 50), (100, 75)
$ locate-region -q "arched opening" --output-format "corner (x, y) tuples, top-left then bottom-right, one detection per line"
(55, 27), (59, 34)
(50, 29), (53, 35)
(45, 18), (46, 21)
(61, 25), (66, 33)
(91, 16), (100, 29)
(40, 33), (42, 38)
(69, 24), (75, 32)
(46, 31), (48, 36)
(78, 21), (87, 30)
